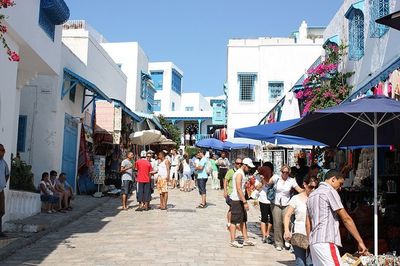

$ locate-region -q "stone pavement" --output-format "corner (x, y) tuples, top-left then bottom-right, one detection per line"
(1, 184), (295, 265)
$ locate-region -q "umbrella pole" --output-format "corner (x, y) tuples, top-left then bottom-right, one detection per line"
(373, 114), (378, 258)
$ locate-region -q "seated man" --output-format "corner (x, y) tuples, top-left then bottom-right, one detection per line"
(55, 173), (73, 210)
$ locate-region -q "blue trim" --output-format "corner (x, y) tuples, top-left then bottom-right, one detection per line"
(345, 0), (365, 18)
(40, 0), (70, 25)
(166, 117), (211, 121)
(345, 55), (400, 102)
(369, 0), (389, 38)
(111, 99), (141, 122)
(17, 115), (27, 152)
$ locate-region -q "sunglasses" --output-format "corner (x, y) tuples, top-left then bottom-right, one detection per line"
(235, 162), (242, 165)
(281, 171), (289, 174)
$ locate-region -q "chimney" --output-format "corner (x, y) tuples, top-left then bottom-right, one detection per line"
(299, 21), (308, 42)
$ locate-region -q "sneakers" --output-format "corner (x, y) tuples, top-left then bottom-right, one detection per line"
(243, 240), (255, 246)
(230, 241), (243, 248)
(275, 246), (283, 251)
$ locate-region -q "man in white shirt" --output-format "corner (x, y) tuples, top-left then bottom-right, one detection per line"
(170, 149), (181, 189)
(120, 152), (134, 210)
(0, 144), (10, 237)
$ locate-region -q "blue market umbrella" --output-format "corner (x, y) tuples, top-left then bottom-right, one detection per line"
(195, 138), (224, 150)
(234, 119), (326, 146)
(222, 141), (254, 151)
(277, 95), (400, 256)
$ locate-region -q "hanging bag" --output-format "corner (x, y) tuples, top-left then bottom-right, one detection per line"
(266, 178), (278, 202)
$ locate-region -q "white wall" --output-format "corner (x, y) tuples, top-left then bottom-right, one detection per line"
(226, 27), (323, 136)
(324, 0), (400, 95)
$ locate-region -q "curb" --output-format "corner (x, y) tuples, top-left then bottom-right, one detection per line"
(0, 197), (110, 261)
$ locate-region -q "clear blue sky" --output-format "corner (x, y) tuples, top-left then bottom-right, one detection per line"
(65, 0), (342, 97)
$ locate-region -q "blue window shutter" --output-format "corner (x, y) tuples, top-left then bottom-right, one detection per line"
(17, 115), (27, 152)
(369, 0), (389, 38)
(348, 9), (365, 61)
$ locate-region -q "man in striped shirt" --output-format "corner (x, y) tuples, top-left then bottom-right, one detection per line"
(306, 170), (367, 266)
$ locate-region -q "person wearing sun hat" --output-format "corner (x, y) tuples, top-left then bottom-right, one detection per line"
(228, 157), (256, 248)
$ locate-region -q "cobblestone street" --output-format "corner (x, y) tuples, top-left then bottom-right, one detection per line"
(2, 185), (295, 265)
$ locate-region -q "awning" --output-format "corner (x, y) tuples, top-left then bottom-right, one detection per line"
(111, 98), (141, 122)
(376, 10), (400, 31)
(135, 111), (165, 132)
(345, 0), (365, 19)
(345, 55), (400, 101)
(323, 35), (340, 47)
(63, 68), (111, 112)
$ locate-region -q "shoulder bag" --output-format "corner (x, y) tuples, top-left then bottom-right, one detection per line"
(290, 233), (309, 250)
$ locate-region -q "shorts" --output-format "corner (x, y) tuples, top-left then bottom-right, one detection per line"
(310, 243), (343, 266)
(197, 178), (208, 195)
(40, 194), (59, 204)
(170, 166), (178, 180)
(0, 191), (5, 216)
(231, 200), (247, 224)
(136, 182), (151, 202)
(225, 195), (232, 207)
(259, 202), (273, 224)
(121, 180), (133, 195)
(182, 171), (191, 181)
(157, 179), (168, 194)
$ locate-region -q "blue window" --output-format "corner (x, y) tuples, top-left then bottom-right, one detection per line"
(346, 5), (365, 61)
(185, 106), (194, 111)
(369, 0), (389, 38)
(238, 74), (257, 102)
(69, 83), (76, 102)
(172, 102), (175, 111)
(153, 100), (161, 112)
(171, 69), (182, 95)
(39, 0), (70, 41)
(150, 71), (164, 90)
(147, 87), (155, 113)
(17, 115), (27, 152)
(268, 82), (284, 103)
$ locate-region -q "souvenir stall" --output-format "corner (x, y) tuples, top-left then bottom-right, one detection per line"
(319, 147), (400, 256)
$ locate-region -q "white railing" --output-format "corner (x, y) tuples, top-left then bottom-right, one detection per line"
(63, 20), (107, 43)
(3, 189), (41, 223)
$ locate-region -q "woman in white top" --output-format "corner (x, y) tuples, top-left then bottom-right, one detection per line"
(156, 151), (170, 210)
(284, 175), (319, 266)
(268, 164), (303, 251)
(181, 153), (192, 192)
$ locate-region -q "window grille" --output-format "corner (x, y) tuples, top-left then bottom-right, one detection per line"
(369, 0), (389, 38)
(348, 9), (365, 60)
(268, 82), (284, 102)
(238, 74), (256, 101)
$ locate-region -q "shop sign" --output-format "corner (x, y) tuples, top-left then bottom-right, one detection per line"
(93, 155), (106, 184)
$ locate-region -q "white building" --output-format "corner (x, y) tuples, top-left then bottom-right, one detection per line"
(17, 20), (128, 192)
(323, 0), (400, 101)
(226, 21), (324, 137)
(0, 0), (70, 222)
(149, 62), (227, 142)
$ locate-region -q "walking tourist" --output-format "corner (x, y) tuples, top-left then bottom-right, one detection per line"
(210, 154), (220, 190)
(39, 172), (61, 214)
(254, 163), (275, 244)
(135, 150), (154, 211)
(180, 153), (192, 192)
(224, 157), (242, 229)
(283, 175), (319, 266)
(229, 158), (256, 248)
(306, 170), (368, 266)
(156, 151), (170, 210)
(0, 144), (9, 237)
(120, 151), (134, 210)
(217, 151), (230, 190)
(170, 149), (180, 189)
(268, 164), (303, 251)
(195, 150), (208, 208)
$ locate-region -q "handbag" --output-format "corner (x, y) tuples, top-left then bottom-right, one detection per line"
(290, 233), (309, 250)
(266, 182), (277, 202)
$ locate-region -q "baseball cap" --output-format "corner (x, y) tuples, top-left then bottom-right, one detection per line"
(243, 158), (255, 168)
(147, 149), (154, 154)
(140, 150), (147, 158)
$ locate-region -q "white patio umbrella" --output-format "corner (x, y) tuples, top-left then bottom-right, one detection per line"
(129, 130), (162, 145)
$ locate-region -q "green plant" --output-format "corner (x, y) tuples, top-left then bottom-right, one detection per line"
(158, 114), (180, 148)
(10, 157), (37, 193)
(185, 146), (199, 158)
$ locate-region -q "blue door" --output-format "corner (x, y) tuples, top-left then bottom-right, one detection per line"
(61, 114), (78, 192)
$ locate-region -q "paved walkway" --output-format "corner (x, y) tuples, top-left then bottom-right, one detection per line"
(2, 185), (295, 265)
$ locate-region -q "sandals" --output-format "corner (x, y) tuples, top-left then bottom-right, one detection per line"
(196, 203), (207, 209)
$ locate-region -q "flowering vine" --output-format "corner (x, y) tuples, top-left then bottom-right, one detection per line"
(296, 43), (353, 115)
(0, 0), (19, 62)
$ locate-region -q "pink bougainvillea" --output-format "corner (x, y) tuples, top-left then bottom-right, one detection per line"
(0, 0), (19, 62)
(295, 43), (353, 115)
